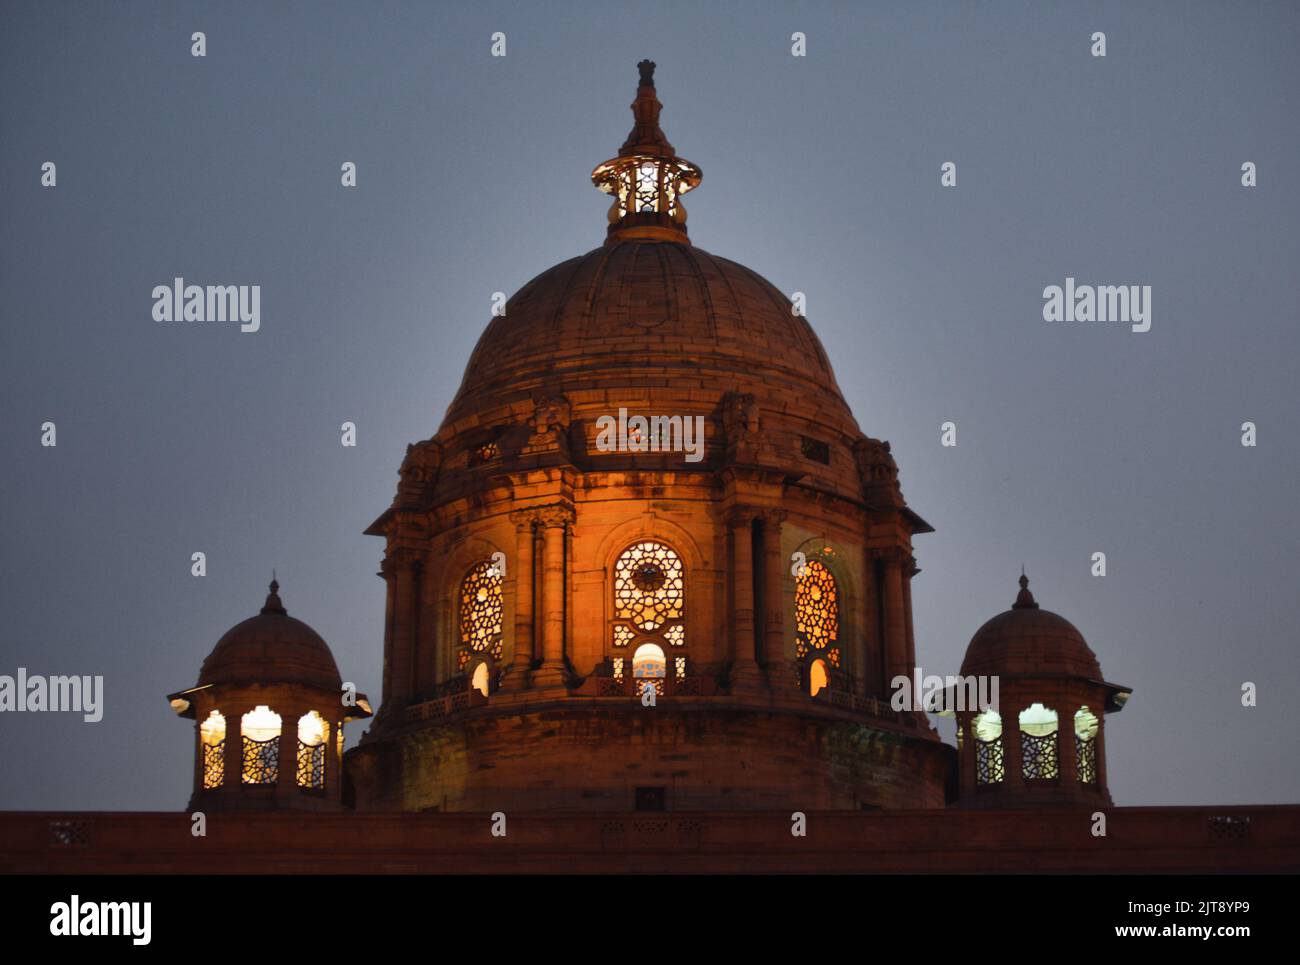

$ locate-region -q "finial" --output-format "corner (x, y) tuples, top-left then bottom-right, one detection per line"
(1013, 572), (1039, 610)
(591, 60), (702, 243)
(261, 573), (286, 615)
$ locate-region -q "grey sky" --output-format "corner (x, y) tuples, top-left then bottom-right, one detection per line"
(2, 0), (1297, 810)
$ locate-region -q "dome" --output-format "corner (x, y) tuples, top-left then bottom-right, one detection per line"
(446, 240), (849, 428)
(196, 580), (342, 692)
(439, 58), (854, 440)
(961, 575), (1102, 679)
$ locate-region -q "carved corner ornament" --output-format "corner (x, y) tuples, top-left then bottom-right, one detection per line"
(396, 438), (442, 504)
(853, 435), (905, 508)
(522, 395), (573, 458)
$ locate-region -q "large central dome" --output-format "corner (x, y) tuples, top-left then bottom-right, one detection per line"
(443, 57), (853, 441)
(446, 241), (846, 428)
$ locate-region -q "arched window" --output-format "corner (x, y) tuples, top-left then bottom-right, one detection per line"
(611, 541), (687, 684)
(972, 709), (1004, 785)
(241, 705), (281, 785)
(471, 661), (490, 697)
(1075, 706), (1099, 784)
(809, 658), (829, 697)
(200, 710), (226, 789)
(296, 711), (327, 790)
(614, 541), (683, 631)
(458, 559), (504, 673)
(795, 558), (840, 669)
(1019, 702), (1059, 780)
(633, 642), (666, 697)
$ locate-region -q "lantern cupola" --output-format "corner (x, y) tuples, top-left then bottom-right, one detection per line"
(167, 578), (372, 811)
(955, 574), (1132, 809)
(591, 60), (702, 244)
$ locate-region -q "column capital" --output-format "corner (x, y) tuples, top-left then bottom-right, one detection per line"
(536, 503), (575, 529)
(757, 508), (788, 527)
(381, 548), (423, 577)
(509, 509), (540, 530)
(870, 545), (910, 565)
(726, 506), (760, 528)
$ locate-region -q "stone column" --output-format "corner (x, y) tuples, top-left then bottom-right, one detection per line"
(276, 705), (297, 797)
(190, 717), (203, 802)
(902, 555), (918, 672)
(1096, 717), (1110, 798)
(413, 569), (437, 699)
(958, 714), (975, 798)
(379, 558), (397, 706)
(505, 511), (537, 688)
(881, 550), (909, 688)
(386, 550), (420, 705)
(1004, 701), (1025, 793)
(1057, 701), (1078, 790)
(760, 509), (793, 690)
(223, 704), (242, 791)
(856, 545), (876, 697)
(533, 505), (572, 687)
(728, 508), (762, 691)
(326, 719), (342, 802)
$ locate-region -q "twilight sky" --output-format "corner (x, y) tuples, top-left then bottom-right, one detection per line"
(1, 0), (1297, 810)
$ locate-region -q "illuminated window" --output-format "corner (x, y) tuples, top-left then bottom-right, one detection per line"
(633, 642), (666, 697)
(635, 162), (659, 212)
(460, 560), (504, 667)
(611, 541), (688, 691)
(809, 658), (829, 697)
(611, 542), (686, 692)
(973, 709), (1004, 785)
(614, 542), (683, 630)
(1075, 706), (1099, 784)
(241, 705), (281, 785)
(200, 710), (226, 789)
(296, 711), (327, 790)
(471, 661), (490, 697)
(1019, 702), (1059, 780)
(795, 559), (840, 670)
(593, 154), (697, 221)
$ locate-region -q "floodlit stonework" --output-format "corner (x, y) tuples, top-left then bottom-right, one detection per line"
(348, 61), (953, 812)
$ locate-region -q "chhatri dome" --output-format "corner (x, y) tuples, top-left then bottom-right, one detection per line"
(168, 579), (371, 811)
(196, 579), (342, 692)
(955, 575), (1131, 809)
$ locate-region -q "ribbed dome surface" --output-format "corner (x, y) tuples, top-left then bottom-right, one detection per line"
(197, 585), (342, 692)
(962, 580), (1102, 679)
(445, 240), (850, 428)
